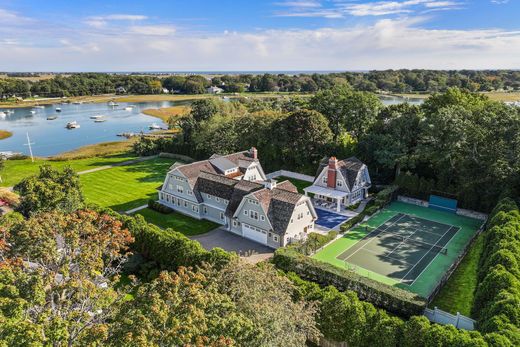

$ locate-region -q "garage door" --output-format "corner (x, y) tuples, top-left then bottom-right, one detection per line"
(242, 224), (268, 245)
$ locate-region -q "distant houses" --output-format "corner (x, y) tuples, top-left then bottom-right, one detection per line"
(206, 86), (224, 94)
(115, 86), (127, 94)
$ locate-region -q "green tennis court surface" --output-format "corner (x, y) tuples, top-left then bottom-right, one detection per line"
(312, 201), (483, 298)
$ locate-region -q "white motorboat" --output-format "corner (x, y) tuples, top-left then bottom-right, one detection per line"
(34, 105), (45, 109)
(90, 114), (105, 119)
(0, 112), (6, 118)
(108, 101), (120, 107)
(56, 107), (62, 112)
(149, 123), (161, 130)
(30, 110), (36, 114)
(66, 121), (80, 129)
(94, 119), (107, 123)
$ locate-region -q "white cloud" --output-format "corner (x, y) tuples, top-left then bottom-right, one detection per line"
(85, 14), (148, 27)
(1, 16), (519, 71)
(129, 25), (176, 36)
(491, 0), (509, 4)
(345, 0), (462, 16)
(274, 1), (322, 8)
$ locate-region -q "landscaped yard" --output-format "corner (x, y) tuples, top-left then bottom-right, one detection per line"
(276, 176), (312, 194)
(430, 232), (485, 317)
(1, 153), (138, 187)
(80, 157), (174, 212)
(135, 208), (218, 236)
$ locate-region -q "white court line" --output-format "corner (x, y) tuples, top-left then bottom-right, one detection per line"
(409, 225), (460, 287)
(384, 226), (423, 259)
(341, 213), (407, 263)
(400, 225), (454, 284)
(357, 246), (415, 267)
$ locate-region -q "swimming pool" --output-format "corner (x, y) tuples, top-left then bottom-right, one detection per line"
(315, 208), (349, 229)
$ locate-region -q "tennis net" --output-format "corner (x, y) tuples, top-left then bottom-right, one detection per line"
(383, 233), (448, 255)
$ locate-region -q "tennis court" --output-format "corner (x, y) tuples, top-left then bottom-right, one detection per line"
(312, 201), (483, 298)
(337, 213), (459, 285)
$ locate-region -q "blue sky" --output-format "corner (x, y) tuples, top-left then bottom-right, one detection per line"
(0, 0), (518, 71)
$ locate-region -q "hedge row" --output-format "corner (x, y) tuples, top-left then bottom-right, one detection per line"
(290, 231), (338, 256)
(472, 197), (520, 344)
(286, 272), (495, 347)
(90, 204), (235, 271)
(273, 247), (427, 317)
(148, 199), (173, 214)
(340, 185), (398, 232)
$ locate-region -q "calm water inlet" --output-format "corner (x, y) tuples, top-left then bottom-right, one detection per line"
(0, 101), (180, 157)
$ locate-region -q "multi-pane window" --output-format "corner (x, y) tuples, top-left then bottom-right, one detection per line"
(177, 185), (183, 194)
(250, 211), (259, 220)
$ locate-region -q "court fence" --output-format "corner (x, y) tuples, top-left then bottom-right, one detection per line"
(265, 170), (315, 182)
(397, 195), (488, 220)
(424, 307), (476, 331)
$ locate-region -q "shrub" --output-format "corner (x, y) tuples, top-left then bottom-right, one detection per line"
(158, 152), (195, 163)
(273, 247), (426, 317)
(290, 231), (338, 255)
(148, 199), (173, 214)
(374, 185), (398, 208)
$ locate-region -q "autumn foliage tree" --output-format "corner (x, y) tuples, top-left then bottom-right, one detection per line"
(0, 210), (133, 346)
(14, 165), (83, 216)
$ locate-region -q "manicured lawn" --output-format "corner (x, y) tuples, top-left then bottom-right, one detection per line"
(135, 208), (218, 236)
(80, 158), (174, 212)
(430, 232), (484, 317)
(277, 176), (312, 194)
(1, 153), (138, 187)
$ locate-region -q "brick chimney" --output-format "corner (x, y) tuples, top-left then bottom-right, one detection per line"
(327, 157), (337, 189)
(250, 147), (258, 160)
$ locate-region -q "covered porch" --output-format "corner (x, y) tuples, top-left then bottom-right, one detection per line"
(303, 185), (348, 212)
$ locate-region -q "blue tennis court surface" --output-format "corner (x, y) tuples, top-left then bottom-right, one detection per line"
(315, 208), (349, 229)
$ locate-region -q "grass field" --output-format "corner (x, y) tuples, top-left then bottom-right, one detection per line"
(52, 140), (137, 160)
(135, 208), (218, 236)
(1, 153), (138, 187)
(313, 201), (483, 298)
(0, 130), (13, 140)
(276, 176), (312, 194)
(142, 105), (190, 122)
(80, 157), (174, 212)
(430, 232), (484, 316)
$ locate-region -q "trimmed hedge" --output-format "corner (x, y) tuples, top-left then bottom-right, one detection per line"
(340, 185), (398, 233)
(471, 197), (520, 344)
(273, 247), (427, 317)
(286, 272), (490, 347)
(290, 231), (338, 256)
(89, 204), (235, 271)
(148, 199), (173, 214)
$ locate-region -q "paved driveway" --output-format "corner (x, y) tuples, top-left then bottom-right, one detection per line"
(191, 228), (274, 264)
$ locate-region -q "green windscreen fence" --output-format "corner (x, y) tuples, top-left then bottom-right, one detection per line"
(429, 195), (457, 213)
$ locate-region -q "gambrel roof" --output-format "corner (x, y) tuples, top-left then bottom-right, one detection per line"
(316, 156), (365, 190)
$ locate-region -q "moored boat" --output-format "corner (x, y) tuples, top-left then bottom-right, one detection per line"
(47, 116), (58, 120)
(66, 121), (80, 129)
